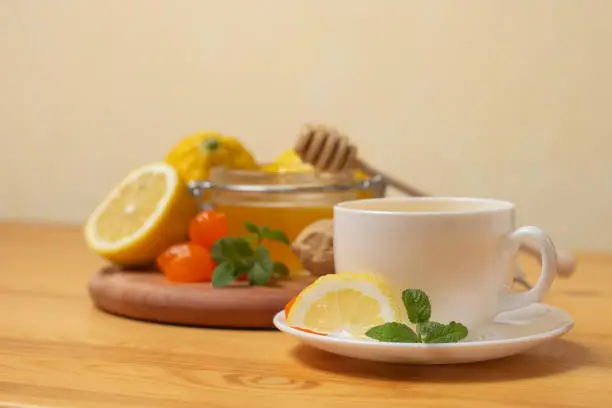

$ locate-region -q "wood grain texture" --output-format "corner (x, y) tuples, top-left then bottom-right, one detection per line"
(0, 221), (611, 408)
(88, 267), (314, 328)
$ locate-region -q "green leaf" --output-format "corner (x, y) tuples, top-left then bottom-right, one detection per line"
(202, 138), (220, 152)
(260, 227), (290, 245)
(366, 322), (419, 343)
(418, 321), (444, 340)
(243, 234), (258, 247)
(210, 237), (254, 265)
(248, 262), (270, 285)
(273, 262), (290, 276)
(254, 245), (273, 270)
(244, 222), (260, 234)
(420, 321), (468, 343)
(247, 246), (274, 285)
(212, 261), (238, 288)
(402, 289), (431, 324)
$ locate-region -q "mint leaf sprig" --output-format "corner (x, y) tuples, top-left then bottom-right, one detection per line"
(211, 222), (290, 288)
(245, 222), (290, 245)
(365, 289), (468, 344)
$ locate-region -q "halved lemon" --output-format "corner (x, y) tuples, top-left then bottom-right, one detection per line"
(285, 273), (401, 339)
(84, 162), (198, 266)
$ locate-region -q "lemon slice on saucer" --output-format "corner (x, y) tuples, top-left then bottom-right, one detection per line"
(286, 273), (401, 339)
(84, 162), (198, 266)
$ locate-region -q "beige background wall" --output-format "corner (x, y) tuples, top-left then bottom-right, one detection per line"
(1, 0), (610, 251)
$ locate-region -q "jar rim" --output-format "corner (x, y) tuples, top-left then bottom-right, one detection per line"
(187, 168), (385, 196)
(208, 164), (356, 182)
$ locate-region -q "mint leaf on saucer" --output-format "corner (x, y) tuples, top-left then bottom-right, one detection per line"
(365, 288), (468, 344)
(418, 321), (444, 341)
(365, 322), (419, 343)
(420, 321), (468, 343)
(402, 289), (431, 324)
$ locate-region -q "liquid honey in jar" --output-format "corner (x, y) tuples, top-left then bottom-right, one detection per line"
(198, 167), (383, 274)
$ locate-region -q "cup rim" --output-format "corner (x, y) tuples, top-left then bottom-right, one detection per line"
(334, 196), (515, 216)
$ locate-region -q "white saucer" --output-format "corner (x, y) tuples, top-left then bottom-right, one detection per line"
(273, 303), (574, 364)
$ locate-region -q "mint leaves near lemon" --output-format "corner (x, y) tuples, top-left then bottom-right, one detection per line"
(419, 321), (469, 343)
(211, 222), (290, 288)
(365, 289), (468, 344)
(402, 288), (431, 323)
(365, 322), (420, 343)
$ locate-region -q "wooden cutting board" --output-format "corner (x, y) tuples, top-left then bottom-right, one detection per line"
(88, 266), (316, 329)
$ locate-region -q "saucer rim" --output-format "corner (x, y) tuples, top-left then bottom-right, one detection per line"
(273, 303), (574, 349)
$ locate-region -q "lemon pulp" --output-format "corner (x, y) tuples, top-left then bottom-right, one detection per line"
(286, 273), (401, 338)
(84, 162), (198, 266)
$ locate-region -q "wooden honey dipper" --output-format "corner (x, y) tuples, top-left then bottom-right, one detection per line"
(294, 123), (576, 280)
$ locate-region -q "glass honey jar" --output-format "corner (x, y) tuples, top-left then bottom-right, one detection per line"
(188, 167), (385, 274)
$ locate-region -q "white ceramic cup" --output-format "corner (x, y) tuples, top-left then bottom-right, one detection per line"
(333, 197), (558, 330)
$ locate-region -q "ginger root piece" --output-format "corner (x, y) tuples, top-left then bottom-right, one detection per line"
(291, 219), (335, 277)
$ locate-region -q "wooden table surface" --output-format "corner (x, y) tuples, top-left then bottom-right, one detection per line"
(0, 222), (611, 407)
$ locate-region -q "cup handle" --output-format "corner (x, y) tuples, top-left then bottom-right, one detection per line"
(497, 226), (558, 313)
